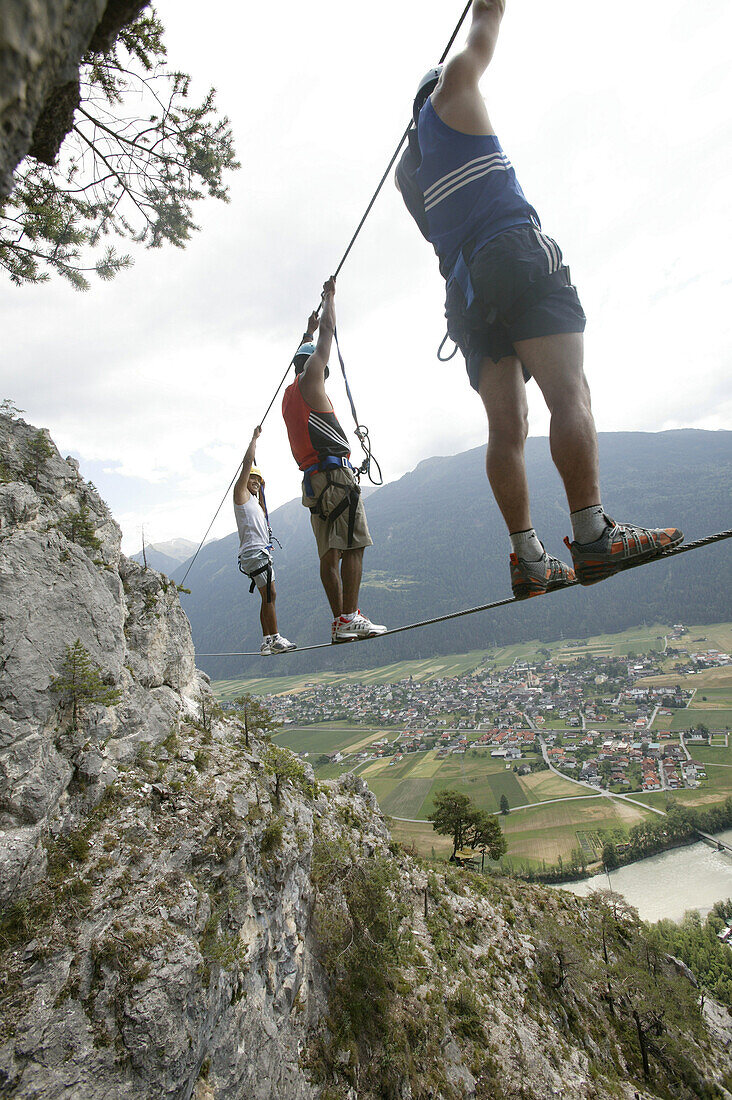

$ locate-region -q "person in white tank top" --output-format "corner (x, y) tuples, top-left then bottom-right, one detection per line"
(233, 427), (296, 655)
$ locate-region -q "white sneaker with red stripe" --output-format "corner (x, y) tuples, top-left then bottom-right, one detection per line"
(331, 611), (387, 643)
(260, 633), (297, 655)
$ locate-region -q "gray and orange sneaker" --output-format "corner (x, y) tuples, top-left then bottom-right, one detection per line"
(510, 550), (576, 600)
(564, 516), (683, 586)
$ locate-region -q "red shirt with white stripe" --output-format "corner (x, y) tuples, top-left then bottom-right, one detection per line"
(282, 378), (350, 471)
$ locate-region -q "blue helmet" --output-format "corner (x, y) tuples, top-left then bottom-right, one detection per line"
(294, 342), (328, 378)
(293, 342), (315, 375)
(413, 65), (443, 125)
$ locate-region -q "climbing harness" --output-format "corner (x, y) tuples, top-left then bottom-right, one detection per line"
(239, 557), (273, 605)
(239, 480), (280, 602)
(303, 457), (363, 550)
(196, 529), (732, 656)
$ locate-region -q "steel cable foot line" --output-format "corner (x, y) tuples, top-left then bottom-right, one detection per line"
(182, 1), (474, 586)
(196, 528), (732, 656)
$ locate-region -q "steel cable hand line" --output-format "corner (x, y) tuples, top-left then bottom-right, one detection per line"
(332, 0), (473, 280)
(196, 528), (732, 655)
(257, 0), (474, 426)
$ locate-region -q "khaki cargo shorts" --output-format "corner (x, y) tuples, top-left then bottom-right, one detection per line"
(302, 466), (373, 559)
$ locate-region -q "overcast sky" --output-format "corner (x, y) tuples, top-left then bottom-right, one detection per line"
(3, 0), (731, 555)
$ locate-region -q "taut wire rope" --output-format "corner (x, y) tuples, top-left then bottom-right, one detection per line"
(179, 0), (474, 586)
(196, 528), (732, 656)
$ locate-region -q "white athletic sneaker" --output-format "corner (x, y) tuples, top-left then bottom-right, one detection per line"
(261, 634), (296, 655)
(331, 611), (387, 644)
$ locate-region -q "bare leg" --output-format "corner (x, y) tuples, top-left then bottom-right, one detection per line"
(320, 548), (343, 618)
(477, 356), (532, 533)
(513, 332), (601, 513)
(340, 547), (364, 615)
(259, 585), (278, 636)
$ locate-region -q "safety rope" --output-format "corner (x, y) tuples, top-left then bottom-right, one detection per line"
(333, 326), (383, 486)
(195, 528), (732, 656)
(260, 484), (282, 549)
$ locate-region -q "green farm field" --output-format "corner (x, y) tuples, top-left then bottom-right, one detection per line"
(389, 818), (453, 859)
(670, 708), (732, 732)
(388, 794), (654, 867)
(519, 770), (591, 801)
(274, 726), (393, 756)
(691, 742), (732, 765)
(497, 796), (654, 868)
(347, 747), (589, 823)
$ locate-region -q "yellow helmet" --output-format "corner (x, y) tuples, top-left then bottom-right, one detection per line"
(249, 465), (264, 483)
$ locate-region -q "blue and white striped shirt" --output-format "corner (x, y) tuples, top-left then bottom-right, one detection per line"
(410, 98), (539, 276)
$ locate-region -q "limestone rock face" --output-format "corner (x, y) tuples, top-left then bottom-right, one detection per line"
(0, 413), (204, 906)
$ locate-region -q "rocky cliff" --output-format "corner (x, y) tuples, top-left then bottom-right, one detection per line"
(1, 412), (731, 1100)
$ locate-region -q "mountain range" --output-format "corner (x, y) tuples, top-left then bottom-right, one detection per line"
(131, 537), (197, 576)
(174, 430), (731, 681)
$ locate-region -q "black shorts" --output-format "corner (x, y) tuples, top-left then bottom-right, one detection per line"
(444, 224), (587, 392)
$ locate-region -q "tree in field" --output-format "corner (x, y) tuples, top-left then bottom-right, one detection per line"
(469, 809), (507, 863)
(428, 791), (474, 858)
(230, 693), (280, 749)
(0, 8), (239, 289)
(499, 794), (510, 815)
(602, 838), (620, 870)
(428, 789), (506, 861)
(50, 639), (121, 729)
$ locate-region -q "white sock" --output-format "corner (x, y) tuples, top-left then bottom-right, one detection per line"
(509, 529), (544, 562)
(571, 505), (607, 544)
(340, 611), (357, 623)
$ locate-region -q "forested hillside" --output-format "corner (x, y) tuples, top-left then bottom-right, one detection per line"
(177, 430), (731, 680)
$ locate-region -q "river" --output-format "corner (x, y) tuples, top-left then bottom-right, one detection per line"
(557, 829), (732, 923)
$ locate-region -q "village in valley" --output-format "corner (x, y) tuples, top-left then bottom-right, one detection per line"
(262, 624), (730, 798)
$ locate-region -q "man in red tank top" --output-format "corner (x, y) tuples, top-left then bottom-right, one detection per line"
(282, 278), (386, 644)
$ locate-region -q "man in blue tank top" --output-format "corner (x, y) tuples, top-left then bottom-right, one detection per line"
(397, 0), (682, 595)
